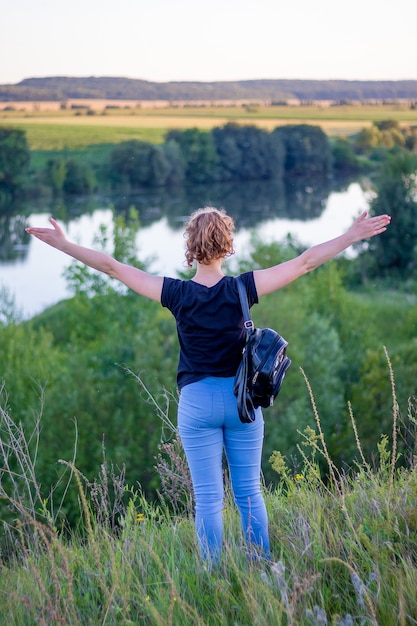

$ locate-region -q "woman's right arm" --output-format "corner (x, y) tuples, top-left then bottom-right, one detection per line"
(26, 217), (163, 302)
(254, 211), (391, 297)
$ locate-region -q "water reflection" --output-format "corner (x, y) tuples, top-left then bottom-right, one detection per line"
(0, 214), (31, 261)
(0, 176), (369, 318)
(0, 174), (357, 264)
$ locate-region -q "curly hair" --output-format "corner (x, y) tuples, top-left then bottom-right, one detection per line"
(184, 207), (235, 267)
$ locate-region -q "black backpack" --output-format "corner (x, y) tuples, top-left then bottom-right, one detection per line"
(234, 277), (291, 423)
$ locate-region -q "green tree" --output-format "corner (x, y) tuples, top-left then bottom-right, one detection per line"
(165, 128), (218, 184)
(349, 341), (417, 461)
(354, 125), (381, 154)
(212, 123), (284, 181)
(109, 141), (170, 189)
(272, 124), (332, 176)
(63, 159), (96, 195)
(366, 154), (417, 278)
(46, 158), (67, 195)
(331, 138), (362, 173)
(0, 127), (30, 200)
(162, 139), (186, 185)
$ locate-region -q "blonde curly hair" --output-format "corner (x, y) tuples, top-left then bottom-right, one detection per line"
(184, 207), (235, 267)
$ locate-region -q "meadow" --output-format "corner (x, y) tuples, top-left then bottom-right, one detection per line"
(0, 363), (416, 625)
(1, 102), (417, 151)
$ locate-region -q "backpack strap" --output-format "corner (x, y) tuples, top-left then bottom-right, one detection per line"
(236, 277), (254, 336)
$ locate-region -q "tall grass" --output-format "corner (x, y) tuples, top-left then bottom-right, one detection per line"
(0, 357), (416, 625)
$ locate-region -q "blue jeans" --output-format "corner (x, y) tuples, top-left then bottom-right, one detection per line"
(178, 376), (270, 562)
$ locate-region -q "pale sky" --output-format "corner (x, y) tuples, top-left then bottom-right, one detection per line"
(1, 0), (416, 85)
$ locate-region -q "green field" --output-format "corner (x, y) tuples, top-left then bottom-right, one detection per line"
(1, 103), (417, 151)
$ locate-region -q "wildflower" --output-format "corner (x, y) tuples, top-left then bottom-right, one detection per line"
(295, 473), (304, 481)
(269, 450), (289, 478)
(136, 513), (145, 523)
(270, 561), (290, 611)
(350, 571), (365, 608)
(305, 605), (328, 625)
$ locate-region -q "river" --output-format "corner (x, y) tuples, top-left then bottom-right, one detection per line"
(0, 179), (372, 320)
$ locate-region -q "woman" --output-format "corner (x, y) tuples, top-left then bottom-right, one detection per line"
(26, 207), (390, 562)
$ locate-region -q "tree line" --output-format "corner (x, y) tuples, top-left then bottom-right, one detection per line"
(2, 76), (417, 101)
(2, 119), (416, 205)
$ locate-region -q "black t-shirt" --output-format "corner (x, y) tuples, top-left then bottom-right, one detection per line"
(161, 271), (258, 389)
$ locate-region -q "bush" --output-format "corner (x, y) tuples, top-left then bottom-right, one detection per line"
(109, 140), (170, 189)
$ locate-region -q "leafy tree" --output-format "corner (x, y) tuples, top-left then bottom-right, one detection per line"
(354, 125), (381, 154)
(366, 154), (417, 278)
(165, 128), (218, 184)
(46, 158), (67, 195)
(0, 286), (22, 326)
(63, 159), (96, 195)
(349, 341), (417, 462)
(374, 120), (401, 132)
(0, 213), (29, 261)
(331, 138), (362, 173)
(212, 123), (284, 181)
(109, 141), (170, 189)
(272, 124), (332, 176)
(161, 139), (186, 185)
(404, 126), (417, 151)
(0, 127), (30, 200)
(355, 120), (411, 156)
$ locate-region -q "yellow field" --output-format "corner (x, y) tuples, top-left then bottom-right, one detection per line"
(1, 102), (416, 150)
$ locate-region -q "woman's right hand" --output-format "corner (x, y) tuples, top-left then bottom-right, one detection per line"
(26, 217), (68, 251)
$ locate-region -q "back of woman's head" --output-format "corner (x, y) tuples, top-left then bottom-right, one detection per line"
(184, 207), (235, 267)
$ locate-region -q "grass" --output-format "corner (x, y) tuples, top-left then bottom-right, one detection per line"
(1, 103), (417, 152)
(0, 363), (416, 625)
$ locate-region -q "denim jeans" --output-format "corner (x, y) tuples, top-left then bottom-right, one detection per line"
(178, 376), (270, 561)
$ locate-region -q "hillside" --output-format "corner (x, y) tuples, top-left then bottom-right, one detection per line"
(1, 76), (417, 102)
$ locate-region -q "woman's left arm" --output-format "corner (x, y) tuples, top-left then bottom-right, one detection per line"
(26, 217), (164, 301)
(254, 211), (391, 297)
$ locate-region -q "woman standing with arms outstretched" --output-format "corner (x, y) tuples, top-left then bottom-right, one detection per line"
(26, 207), (390, 563)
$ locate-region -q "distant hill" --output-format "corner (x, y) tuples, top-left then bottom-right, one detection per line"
(1, 76), (417, 102)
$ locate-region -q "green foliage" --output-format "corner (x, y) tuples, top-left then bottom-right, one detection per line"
(236, 240), (416, 477)
(354, 120), (416, 158)
(367, 153), (417, 278)
(161, 139), (186, 185)
(331, 137), (362, 173)
(6, 115), (417, 198)
(272, 124), (333, 176)
(0, 292), (178, 527)
(109, 140), (170, 189)
(46, 157), (67, 194)
(0, 285), (22, 325)
(63, 158), (96, 194)
(0, 127), (30, 200)
(212, 122), (284, 181)
(165, 128), (219, 184)
(44, 157), (96, 195)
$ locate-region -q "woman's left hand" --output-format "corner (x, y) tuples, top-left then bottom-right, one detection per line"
(349, 211), (391, 243)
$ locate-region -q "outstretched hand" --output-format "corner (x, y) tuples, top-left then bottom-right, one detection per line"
(25, 217), (68, 251)
(349, 211), (391, 243)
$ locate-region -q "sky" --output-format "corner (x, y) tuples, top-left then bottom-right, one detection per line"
(1, 0), (416, 85)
